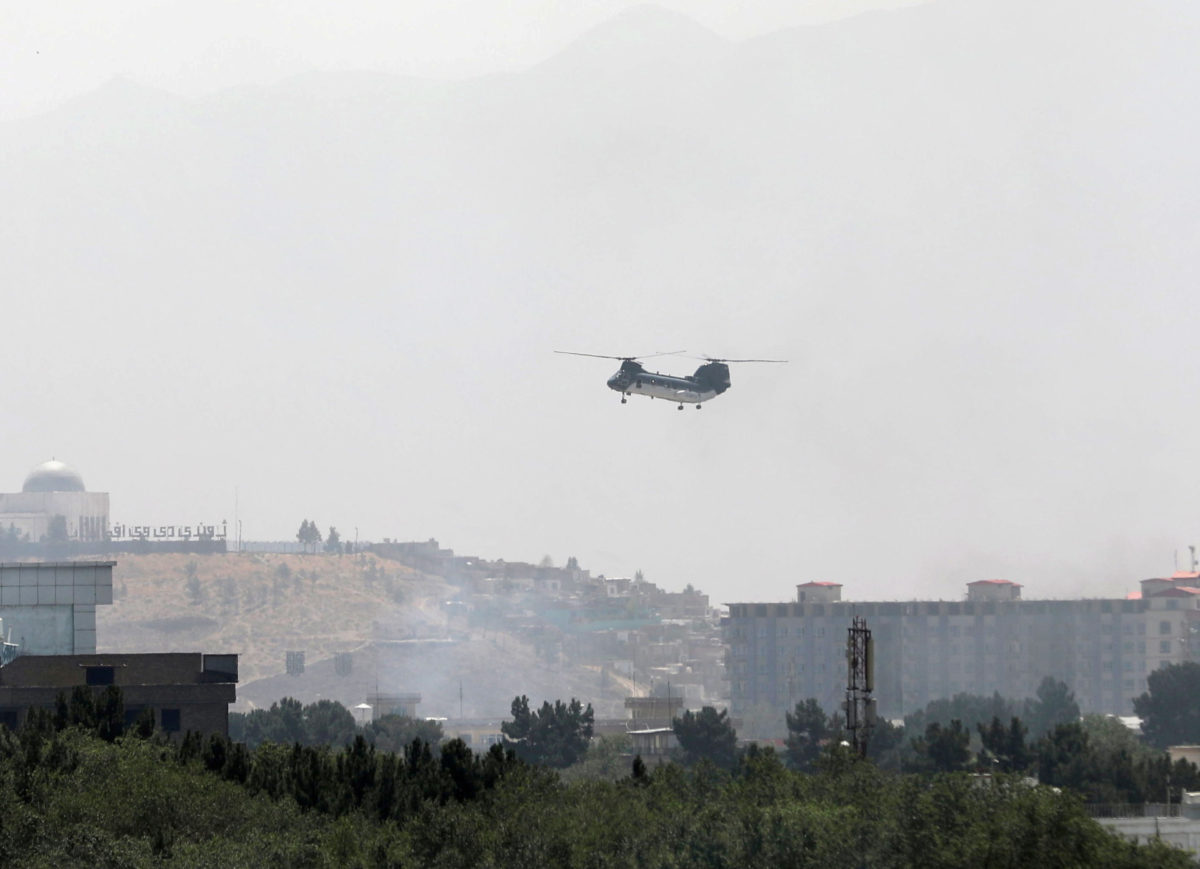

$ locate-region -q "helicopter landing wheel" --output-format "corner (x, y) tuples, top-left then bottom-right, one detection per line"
(695, 404), (701, 409)
(678, 404), (684, 410)
(621, 397), (627, 404)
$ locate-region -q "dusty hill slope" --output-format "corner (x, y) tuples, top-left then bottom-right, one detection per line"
(99, 551), (440, 684)
(97, 552), (621, 718)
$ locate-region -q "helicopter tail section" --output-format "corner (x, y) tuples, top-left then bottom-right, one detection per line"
(694, 361), (731, 394)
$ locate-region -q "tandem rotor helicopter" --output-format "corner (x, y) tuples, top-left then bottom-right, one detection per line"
(555, 350), (787, 409)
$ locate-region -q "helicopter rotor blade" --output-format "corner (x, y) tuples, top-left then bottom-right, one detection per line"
(554, 350), (631, 361)
(689, 355), (789, 364)
(554, 349), (687, 361)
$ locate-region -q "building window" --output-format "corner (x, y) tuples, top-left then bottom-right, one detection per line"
(1160, 621), (1172, 635)
(85, 667), (115, 687)
(161, 709), (181, 732)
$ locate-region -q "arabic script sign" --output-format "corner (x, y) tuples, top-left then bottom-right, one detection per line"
(108, 520), (227, 541)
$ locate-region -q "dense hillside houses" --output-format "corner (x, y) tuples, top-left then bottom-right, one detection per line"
(380, 540), (726, 709)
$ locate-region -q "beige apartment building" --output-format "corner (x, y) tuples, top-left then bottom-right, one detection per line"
(725, 574), (1200, 719)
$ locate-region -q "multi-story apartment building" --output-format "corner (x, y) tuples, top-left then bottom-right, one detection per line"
(725, 574), (1200, 719)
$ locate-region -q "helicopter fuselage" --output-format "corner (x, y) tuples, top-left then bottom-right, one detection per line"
(555, 351), (779, 409)
(607, 359), (730, 406)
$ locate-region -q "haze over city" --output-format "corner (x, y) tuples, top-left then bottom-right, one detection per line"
(4, 0), (1199, 606)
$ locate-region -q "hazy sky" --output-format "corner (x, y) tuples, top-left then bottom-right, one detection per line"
(4, 0), (1198, 607)
(3, 0), (925, 119)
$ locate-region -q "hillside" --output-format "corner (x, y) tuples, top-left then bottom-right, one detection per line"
(97, 551), (623, 718)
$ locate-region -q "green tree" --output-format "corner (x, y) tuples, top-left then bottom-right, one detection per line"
(1080, 713), (1158, 765)
(977, 716), (1032, 773)
(500, 695), (594, 768)
(784, 698), (829, 771)
(905, 690), (1019, 736)
(231, 697), (307, 748)
(911, 719), (972, 772)
(1133, 661), (1200, 749)
(863, 716), (908, 770)
(1037, 721), (1095, 794)
(296, 520), (323, 553)
(1024, 677), (1081, 739)
(559, 733), (634, 783)
(364, 715), (444, 753)
(673, 706), (737, 770)
(304, 700), (356, 747)
(324, 527), (342, 554)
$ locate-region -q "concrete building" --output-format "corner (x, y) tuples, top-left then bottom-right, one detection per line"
(0, 561), (113, 654)
(1090, 791), (1200, 857)
(0, 652), (238, 737)
(365, 692), (422, 719)
(725, 574), (1200, 719)
(0, 560), (239, 738)
(0, 460), (109, 543)
(624, 694), (682, 764)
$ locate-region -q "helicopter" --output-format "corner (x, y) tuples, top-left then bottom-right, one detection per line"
(555, 350), (787, 409)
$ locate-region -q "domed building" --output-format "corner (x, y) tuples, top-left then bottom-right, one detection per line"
(0, 460), (109, 543)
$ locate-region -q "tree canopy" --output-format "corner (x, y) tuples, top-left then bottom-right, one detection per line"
(0, 685), (1191, 868)
(1133, 661), (1200, 749)
(500, 695), (594, 768)
(230, 697), (357, 749)
(977, 716), (1032, 773)
(673, 706), (738, 770)
(910, 720), (972, 773)
(785, 698), (830, 771)
(1024, 677), (1082, 739)
(295, 519), (322, 552)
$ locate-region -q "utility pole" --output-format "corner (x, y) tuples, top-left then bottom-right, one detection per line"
(845, 616), (876, 758)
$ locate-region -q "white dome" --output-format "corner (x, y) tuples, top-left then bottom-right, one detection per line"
(22, 460), (86, 493)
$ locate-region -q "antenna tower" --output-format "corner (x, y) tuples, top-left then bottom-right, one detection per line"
(845, 616), (875, 758)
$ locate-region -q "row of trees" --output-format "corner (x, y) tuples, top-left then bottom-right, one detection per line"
(233, 679), (1200, 808)
(0, 691), (1188, 868)
(295, 519), (349, 554)
(500, 696), (594, 767)
(230, 697), (443, 752)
